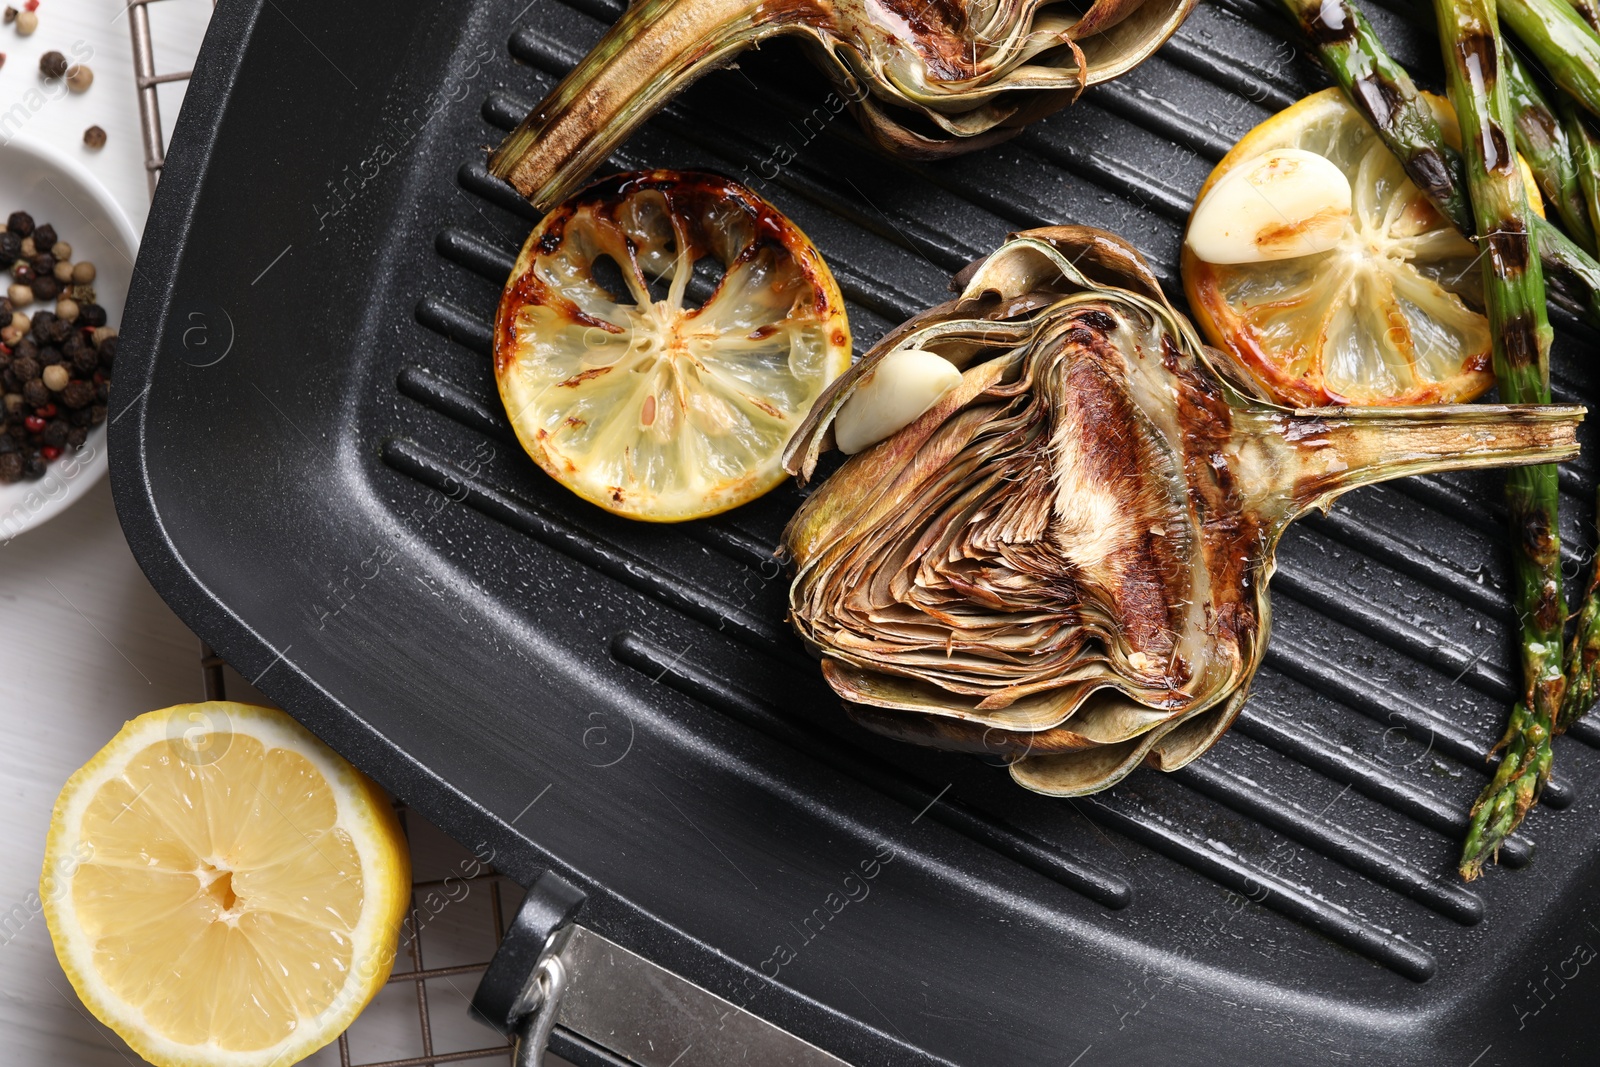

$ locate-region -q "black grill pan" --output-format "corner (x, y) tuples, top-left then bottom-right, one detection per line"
(112, 0), (1600, 1061)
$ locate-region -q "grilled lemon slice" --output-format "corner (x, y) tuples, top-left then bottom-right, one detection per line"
(495, 170), (851, 521)
(1183, 88), (1543, 407)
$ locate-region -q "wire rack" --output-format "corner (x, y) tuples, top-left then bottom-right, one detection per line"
(201, 641), (518, 1067)
(126, 0), (208, 193)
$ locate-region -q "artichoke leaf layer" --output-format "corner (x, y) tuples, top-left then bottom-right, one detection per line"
(782, 226), (1584, 796)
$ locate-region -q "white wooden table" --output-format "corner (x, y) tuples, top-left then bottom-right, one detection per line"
(0, 4), (254, 1063)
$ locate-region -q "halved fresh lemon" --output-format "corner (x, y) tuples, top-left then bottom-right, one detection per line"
(495, 170), (852, 522)
(1183, 88), (1544, 407)
(42, 703), (411, 1067)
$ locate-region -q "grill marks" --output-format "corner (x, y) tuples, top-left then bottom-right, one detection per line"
(1486, 222), (1532, 277)
(1305, 0), (1358, 45)
(1454, 34), (1510, 176)
(1050, 334), (1190, 669)
(1351, 76), (1405, 132)
(1406, 146), (1457, 209)
(1163, 335), (1262, 655)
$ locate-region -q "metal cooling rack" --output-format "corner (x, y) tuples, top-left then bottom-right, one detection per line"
(127, 0), (213, 193)
(201, 642), (520, 1067)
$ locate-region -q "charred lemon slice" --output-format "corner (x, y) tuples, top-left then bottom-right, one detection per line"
(1183, 88), (1543, 407)
(495, 170), (851, 521)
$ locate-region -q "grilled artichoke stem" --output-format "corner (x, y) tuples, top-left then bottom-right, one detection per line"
(1247, 404), (1583, 525)
(490, 0), (791, 209)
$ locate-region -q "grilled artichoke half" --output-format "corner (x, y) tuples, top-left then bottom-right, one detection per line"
(492, 0), (1197, 210)
(781, 227), (1583, 797)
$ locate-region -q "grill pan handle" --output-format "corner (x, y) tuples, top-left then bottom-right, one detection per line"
(471, 871), (855, 1065)
(471, 870), (586, 1065)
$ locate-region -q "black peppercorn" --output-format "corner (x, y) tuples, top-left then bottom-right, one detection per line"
(89, 403), (107, 425)
(66, 426), (87, 448)
(67, 405), (91, 426)
(42, 419), (67, 447)
(28, 310), (53, 337)
(0, 451), (22, 483)
(6, 212), (32, 237)
(30, 253), (53, 276)
(0, 297), (10, 321)
(79, 303), (106, 328)
(45, 318), (70, 344)
(96, 335), (117, 366)
(68, 343), (95, 376)
(61, 380), (94, 409)
(22, 379), (47, 407)
(22, 452), (44, 479)
(32, 224), (55, 250)
(12, 354), (38, 382)
(0, 232), (17, 269)
(83, 126), (107, 150)
(1, 370), (15, 393)
(39, 52), (67, 79)
(30, 276), (57, 301)
(94, 379), (109, 402)
(13, 338), (35, 363)
(38, 345), (61, 366)
(0, 435), (13, 453)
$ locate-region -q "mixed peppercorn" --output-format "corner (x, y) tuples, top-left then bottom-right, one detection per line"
(0, 210), (113, 484)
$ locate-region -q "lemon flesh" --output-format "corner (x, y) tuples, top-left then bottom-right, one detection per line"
(42, 703), (410, 1067)
(495, 170), (852, 522)
(1183, 88), (1544, 408)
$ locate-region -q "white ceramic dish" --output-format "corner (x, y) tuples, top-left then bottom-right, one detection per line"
(0, 136), (138, 542)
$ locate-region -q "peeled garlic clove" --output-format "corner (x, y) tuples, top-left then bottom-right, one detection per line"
(1185, 148), (1352, 264)
(834, 349), (962, 454)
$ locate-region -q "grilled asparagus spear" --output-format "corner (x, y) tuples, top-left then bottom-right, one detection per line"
(1500, 0), (1600, 118)
(1503, 43), (1598, 251)
(1563, 502), (1600, 731)
(1560, 100), (1600, 243)
(1431, 0), (1563, 881)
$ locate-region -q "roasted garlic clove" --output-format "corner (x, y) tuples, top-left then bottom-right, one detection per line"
(491, 0), (1200, 210)
(781, 226), (1583, 797)
(1185, 148), (1354, 264)
(834, 349), (963, 454)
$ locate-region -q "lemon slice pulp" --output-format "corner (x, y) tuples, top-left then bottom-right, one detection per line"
(495, 170), (851, 522)
(43, 703), (410, 1067)
(1183, 88), (1544, 407)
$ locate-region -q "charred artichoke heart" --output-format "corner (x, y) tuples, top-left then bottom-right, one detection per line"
(782, 226), (1583, 797)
